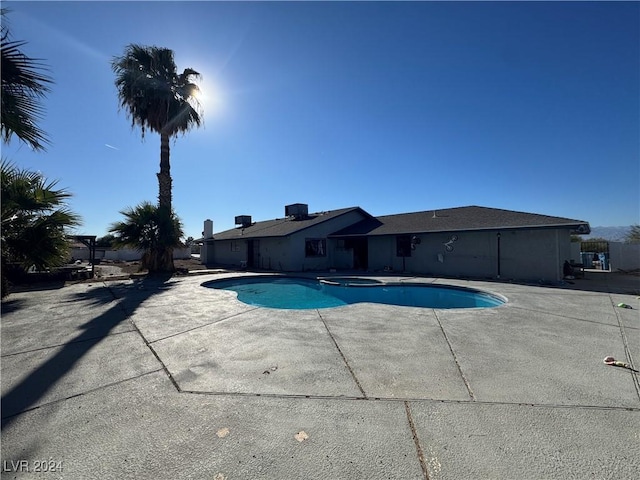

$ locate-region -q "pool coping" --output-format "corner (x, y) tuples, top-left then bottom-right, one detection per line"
(202, 273), (508, 309)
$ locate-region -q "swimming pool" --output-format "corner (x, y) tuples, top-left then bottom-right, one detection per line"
(203, 276), (505, 310)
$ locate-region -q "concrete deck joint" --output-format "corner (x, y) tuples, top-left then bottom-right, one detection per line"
(177, 389), (640, 411)
(433, 309), (475, 401)
(145, 307), (261, 344)
(1, 368), (164, 422)
(509, 304), (628, 328)
(124, 309), (183, 392)
(0, 329), (137, 358)
(404, 400), (430, 480)
(608, 294), (640, 399)
(103, 281), (119, 300)
(145, 342), (182, 392)
(316, 309), (368, 398)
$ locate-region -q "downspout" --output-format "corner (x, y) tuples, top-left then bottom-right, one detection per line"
(555, 229), (560, 282)
(496, 232), (501, 279)
(89, 238), (96, 278)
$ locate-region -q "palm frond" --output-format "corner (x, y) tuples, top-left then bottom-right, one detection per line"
(1, 16), (53, 151)
(111, 44), (203, 138)
(1, 161), (74, 223)
(1, 161), (81, 272)
(109, 202), (184, 252)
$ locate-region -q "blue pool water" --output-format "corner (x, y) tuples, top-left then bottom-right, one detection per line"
(203, 276), (505, 310)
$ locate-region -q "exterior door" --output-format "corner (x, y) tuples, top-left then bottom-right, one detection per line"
(351, 237), (368, 270)
(248, 239), (260, 268)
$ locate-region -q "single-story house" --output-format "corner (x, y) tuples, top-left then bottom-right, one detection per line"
(201, 203), (590, 283)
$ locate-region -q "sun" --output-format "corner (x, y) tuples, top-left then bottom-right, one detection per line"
(193, 75), (225, 118)
(179, 52), (226, 120)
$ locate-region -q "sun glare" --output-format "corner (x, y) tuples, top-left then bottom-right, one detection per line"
(194, 76), (225, 118)
(179, 51), (227, 120)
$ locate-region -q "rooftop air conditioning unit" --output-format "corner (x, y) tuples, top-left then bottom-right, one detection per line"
(235, 215), (252, 227)
(285, 203), (308, 220)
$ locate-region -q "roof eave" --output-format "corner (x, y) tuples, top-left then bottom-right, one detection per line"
(364, 222), (591, 236)
(212, 207), (368, 241)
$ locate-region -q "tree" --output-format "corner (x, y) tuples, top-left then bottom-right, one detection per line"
(580, 238), (609, 254)
(1, 9), (52, 151)
(95, 234), (117, 248)
(109, 202), (184, 273)
(0, 12), (80, 298)
(624, 225), (640, 244)
(1, 162), (81, 297)
(111, 44), (202, 272)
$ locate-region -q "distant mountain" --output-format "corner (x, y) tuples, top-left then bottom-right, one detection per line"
(583, 226), (632, 242)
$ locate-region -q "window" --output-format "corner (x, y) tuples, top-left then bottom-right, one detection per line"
(230, 241), (240, 252)
(396, 236), (411, 257)
(305, 238), (326, 257)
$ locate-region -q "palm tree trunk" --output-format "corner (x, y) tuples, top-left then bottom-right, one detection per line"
(152, 132), (175, 273)
(158, 132), (172, 211)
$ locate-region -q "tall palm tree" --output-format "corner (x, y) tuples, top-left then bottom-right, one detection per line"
(0, 8), (53, 151)
(111, 45), (202, 271)
(1, 161), (81, 297)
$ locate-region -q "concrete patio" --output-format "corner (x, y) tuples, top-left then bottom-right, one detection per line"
(1, 271), (639, 479)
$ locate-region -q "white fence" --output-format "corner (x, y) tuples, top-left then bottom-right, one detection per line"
(71, 247), (192, 262)
(570, 243), (581, 263)
(568, 242), (638, 272)
(609, 242), (640, 271)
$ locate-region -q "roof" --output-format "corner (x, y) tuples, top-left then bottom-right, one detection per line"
(330, 205), (590, 237)
(212, 207), (370, 240)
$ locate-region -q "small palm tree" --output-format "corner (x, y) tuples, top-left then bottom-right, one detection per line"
(1, 161), (81, 297)
(0, 8), (52, 151)
(109, 202), (184, 273)
(111, 44), (202, 272)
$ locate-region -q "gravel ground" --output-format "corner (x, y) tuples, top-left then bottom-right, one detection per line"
(94, 257), (209, 279)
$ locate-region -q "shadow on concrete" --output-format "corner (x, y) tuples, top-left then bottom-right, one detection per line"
(6, 280), (66, 294)
(429, 271), (640, 296)
(1, 274), (174, 429)
(1, 298), (26, 314)
(548, 271), (640, 296)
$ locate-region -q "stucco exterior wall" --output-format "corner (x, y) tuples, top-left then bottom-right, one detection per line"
(211, 239), (248, 267)
(367, 228), (569, 282)
(500, 229), (568, 282)
(289, 210), (369, 271)
(207, 210), (368, 270)
(208, 236), (295, 270)
(201, 240), (214, 264)
(204, 207), (576, 281)
(570, 242), (581, 263)
(367, 231), (496, 277)
(253, 237), (291, 270)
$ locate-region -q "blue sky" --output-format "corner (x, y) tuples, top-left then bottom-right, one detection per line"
(3, 1), (639, 239)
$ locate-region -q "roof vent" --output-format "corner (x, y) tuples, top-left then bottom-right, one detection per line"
(285, 203), (308, 220)
(235, 215), (252, 227)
